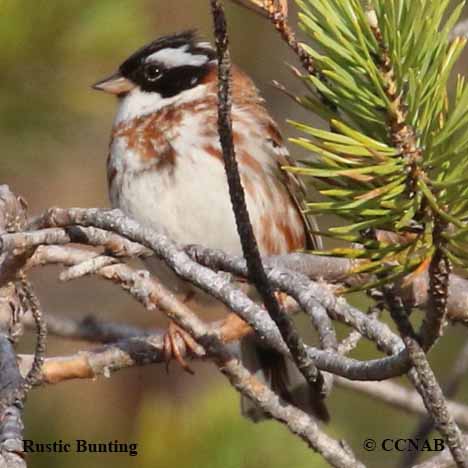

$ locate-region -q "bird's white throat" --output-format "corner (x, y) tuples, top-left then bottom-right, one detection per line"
(114, 83), (209, 124)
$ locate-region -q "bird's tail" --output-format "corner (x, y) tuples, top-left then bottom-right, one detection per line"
(239, 335), (330, 422)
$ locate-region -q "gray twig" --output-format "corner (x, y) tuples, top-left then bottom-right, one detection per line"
(335, 377), (468, 430)
(28, 242), (403, 382)
(383, 287), (467, 467)
(413, 436), (468, 468)
(337, 303), (382, 355)
(401, 339), (468, 467)
(0, 187), (28, 467)
(23, 312), (153, 343)
(0, 335), (26, 468)
(31, 209), (417, 381)
(17, 279), (46, 391)
(3, 228), (468, 324)
(25, 261), (365, 468)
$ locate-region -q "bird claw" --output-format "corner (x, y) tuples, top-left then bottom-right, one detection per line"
(163, 322), (201, 375)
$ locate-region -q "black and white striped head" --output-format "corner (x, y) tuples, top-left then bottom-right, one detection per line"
(93, 32), (216, 121)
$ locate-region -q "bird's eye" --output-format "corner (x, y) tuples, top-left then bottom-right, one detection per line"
(144, 64), (162, 81)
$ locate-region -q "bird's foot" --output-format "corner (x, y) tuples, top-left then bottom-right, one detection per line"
(163, 321), (203, 374)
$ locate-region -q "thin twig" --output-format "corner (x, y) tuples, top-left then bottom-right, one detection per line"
(4, 228), (468, 323)
(23, 312), (154, 343)
(229, 0), (287, 17)
(17, 278), (46, 391)
(28, 242), (361, 467)
(0, 186), (30, 287)
(26, 265), (364, 467)
(59, 255), (118, 281)
(401, 339), (468, 468)
(337, 303), (382, 355)
(0, 188), (28, 467)
(384, 287), (467, 467)
(226, 0), (316, 74)
(413, 436), (468, 468)
(27, 242), (409, 382)
(210, 0), (325, 396)
(420, 218), (451, 350)
(262, 0), (315, 76)
(335, 377), (468, 430)
(27, 209), (420, 381)
(16, 335), (468, 431)
(0, 334), (25, 468)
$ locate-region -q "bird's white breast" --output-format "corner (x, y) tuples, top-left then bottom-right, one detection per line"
(109, 100), (242, 256)
(107, 85), (303, 295)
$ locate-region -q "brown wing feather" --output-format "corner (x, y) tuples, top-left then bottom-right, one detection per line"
(213, 64), (322, 251)
(265, 118), (323, 251)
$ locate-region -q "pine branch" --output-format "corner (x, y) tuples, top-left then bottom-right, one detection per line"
(421, 218), (452, 350)
(285, 0), (468, 294)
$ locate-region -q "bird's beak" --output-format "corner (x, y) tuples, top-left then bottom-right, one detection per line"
(92, 71), (135, 95)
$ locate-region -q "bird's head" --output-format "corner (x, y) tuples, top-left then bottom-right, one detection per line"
(93, 31), (217, 121)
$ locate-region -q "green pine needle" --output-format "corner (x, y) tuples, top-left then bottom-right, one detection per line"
(287, 0), (468, 287)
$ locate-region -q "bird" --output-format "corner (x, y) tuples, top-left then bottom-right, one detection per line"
(92, 31), (328, 422)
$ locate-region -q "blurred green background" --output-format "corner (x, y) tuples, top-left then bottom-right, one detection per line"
(2, 1), (468, 467)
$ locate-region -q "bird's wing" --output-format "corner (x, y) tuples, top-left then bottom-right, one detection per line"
(265, 118), (323, 251)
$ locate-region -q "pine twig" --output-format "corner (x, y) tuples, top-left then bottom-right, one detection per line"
(262, 0), (315, 76)
(209, 0), (325, 396)
(229, 0), (287, 18)
(226, 1), (315, 74)
(420, 218), (451, 350)
(367, 6), (451, 352)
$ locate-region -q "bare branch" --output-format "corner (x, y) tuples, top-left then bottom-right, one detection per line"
(23, 312), (153, 343)
(0, 405), (26, 468)
(0, 333), (26, 468)
(0, 187), (34, 468)
(335, 377), (468, 430)
(401, 339), (468, 467)
(413, 438), (468, 468)
(262, 0), (316, 75)
(16, 332), (468, 431)
(28, 245), (361, 467)
(4, 227), (468, 323)
(17, 279), (47, 390)
(59, 255), (118, 281)
(210, 0), (326, 400)
(26, 240), (409, 383)
(226, 0), (316, 76)
(27, 210), (419, 381)
(20, 276), (363, 468)
(337, 302), (382, 355)
(384, 287), (468, 467)
(0, 186), (29, 287)
(186, 244), (413, 377)
(4, 193), (468, 466)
